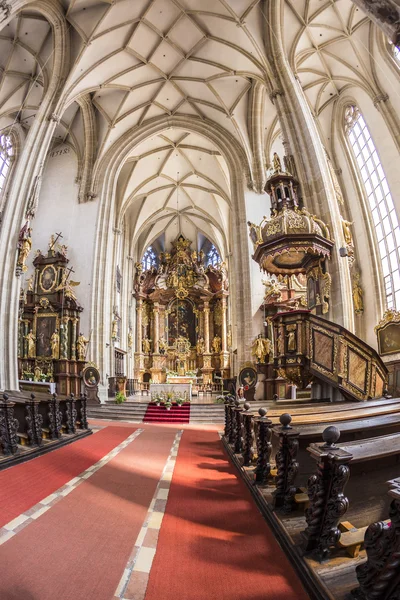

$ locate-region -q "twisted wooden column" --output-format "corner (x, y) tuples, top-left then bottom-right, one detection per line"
(0, 393), (19, 455)
(241, 402), (255, 467)
(302, 426), (352, 561)
(47, 393), (62, 440)
(25, 394), (43, 446)
(228, 403), (236, 445)
(351, 486), (400, 600)
(224, 396), (235, 438)
(233, 400), (244, 454)
(272, 413), (300, 513)
(65, 393), (77, 434)
(79, 393), (89, 430)
(254, 408), (273, 485)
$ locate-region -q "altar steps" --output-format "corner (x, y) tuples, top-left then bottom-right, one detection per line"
(144, 404), (190, 423)
(87, 402), (148, 422)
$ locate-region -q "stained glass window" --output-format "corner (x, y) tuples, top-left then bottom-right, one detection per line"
(345, 104), (400, 309)
(207, 244), (220, 267)
(142, 246), (156, 271)
(0, 134), (14, 196)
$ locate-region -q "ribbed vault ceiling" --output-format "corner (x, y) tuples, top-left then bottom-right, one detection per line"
(119, 127), (230, 259)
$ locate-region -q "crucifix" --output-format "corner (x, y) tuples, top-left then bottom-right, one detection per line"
(49, 232), (63, 252)
(63, 265), (75, 283)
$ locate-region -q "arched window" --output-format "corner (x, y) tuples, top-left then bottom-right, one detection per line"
(207, 244), (220, 267)
(0, 133), (14, 196)
(142, 246), (157, 271)
(345, 104), (400, 309)
(388, 41), (400, 64)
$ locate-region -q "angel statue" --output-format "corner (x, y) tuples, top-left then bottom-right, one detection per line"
(55, 271), (80, 301)
(252, 335), (272, 363)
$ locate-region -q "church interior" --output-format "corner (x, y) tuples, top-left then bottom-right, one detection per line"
(0, 1), (400, 599)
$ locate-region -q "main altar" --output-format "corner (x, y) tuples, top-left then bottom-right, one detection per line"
(133, 234), (230, 385)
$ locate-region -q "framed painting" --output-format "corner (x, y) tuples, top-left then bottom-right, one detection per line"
(82, 366), (100, 387)
(377, 323), (400, 356)
(238, 366), (257, 389)
(39, 265), (57, 292)
(35, 315), (57, 357)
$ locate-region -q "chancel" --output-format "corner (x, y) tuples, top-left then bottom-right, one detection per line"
(0, 1), (399, 599)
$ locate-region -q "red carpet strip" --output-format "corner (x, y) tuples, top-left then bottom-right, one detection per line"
(144, 404), (190, 423)
(145, 429), (310, 600)
(0, 425), (136, 528)
(0, 426), (178, 600)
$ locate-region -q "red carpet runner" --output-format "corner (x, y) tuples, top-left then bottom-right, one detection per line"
(0, 425), (136, 528)
(0, 427), (177, 600)
(145, 429), (310, 600)
(144, 403), (190, 423)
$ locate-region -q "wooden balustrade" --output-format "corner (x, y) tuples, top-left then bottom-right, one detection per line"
(254, 408), (273, 485)
(233, 400), (245, 454)
(0, 394), (19, 455)
(241, 403), (255, 467)
(272, 414), (300, 512)
(302, 426), (352, 561)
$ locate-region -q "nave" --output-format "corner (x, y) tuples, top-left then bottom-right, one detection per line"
(0, 420), (308, 600)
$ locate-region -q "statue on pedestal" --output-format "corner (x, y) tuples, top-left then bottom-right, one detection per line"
(25, 329), (36, 358)
(17, 224), (32, 273)
(159, 336), (167, 354)
(251, 335), (272, 363)
(50, 329), (60, 360)
(196, 337), (205, 355)
(128, 330), (133, 350)
(76, 332), (89, 361)
(273, 152), (282, 173)
(212, 335), (222, 353)
(142, 336), (151, 353)
(352, 272), (364, 315)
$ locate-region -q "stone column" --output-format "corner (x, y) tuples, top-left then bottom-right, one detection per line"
(136, 299), (143, 352)
(153, 303), (160, 354)
(23, 320), (29, 359)
(204, 301), (210, 353)
(221, 296), (227, 352)
(71, 318), (78, 361)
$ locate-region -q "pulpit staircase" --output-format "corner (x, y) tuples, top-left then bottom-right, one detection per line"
(274, 311), (387, 402)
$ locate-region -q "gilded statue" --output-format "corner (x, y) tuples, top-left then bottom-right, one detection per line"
(25, 329), (36, 358)
(286, 327), (297, 352)
(55, 272), (80, 301)
(17, 225), (32, 272)
(196, 337), (205, 355)
(212, 335), (221, 353)
(50, 330), (60, 360)
(263, 278), (282, 303)
(27, 275), (34, 292)
(142, 336), (151, 353)
(128, 330), (133, 349)
(227, 327), (232, 350)
(191, 250), (198, 263)
(159, 336), (167, 354)
(341, 218), (353, 246)
(273, 152), (282, 173)
(352, 272), (364, 315)
(76, 332), (89, 361)
(252, 335), (272, 363)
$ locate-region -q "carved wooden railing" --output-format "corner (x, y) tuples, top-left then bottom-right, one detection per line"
(273, 310), (388, 401)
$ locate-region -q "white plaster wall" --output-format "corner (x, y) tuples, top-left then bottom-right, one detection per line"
(244, 189), (271, 338)
(27, 145), (98, 344)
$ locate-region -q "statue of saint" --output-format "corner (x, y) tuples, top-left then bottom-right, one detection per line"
(273, 152), (282, 173)
(196, 337), (205, 355)
(76, 332), (89, 361)
(111, 319), (118, 339)
(263, 278), (282, 303)
(17, 225), (32, 272)
(159, 336), (167, 354)
(251, 335), (272, 363)
(50, 330), (60, 360)
(128, 330), (133, 349)
(286, 329), (297, 352)
(227, 327), (232, 349)
(212, 335), (221, 353)
(352, 273), (364, 315)
(341, 218), (353, 246)
(142, 336), (151, 353)
(27, 275), (34, 291)
(25, 329), (36, 358)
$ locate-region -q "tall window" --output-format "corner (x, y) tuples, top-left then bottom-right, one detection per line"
(142, 246), (156, 271)
(0, 133), (14, 196)
(207, 244), (220, 267)
(345, 104), (400, 309)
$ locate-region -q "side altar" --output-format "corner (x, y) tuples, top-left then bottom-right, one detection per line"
(18, 235), (91, 396)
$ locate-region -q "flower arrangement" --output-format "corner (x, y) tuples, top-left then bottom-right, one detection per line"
(115, 391), (126, 404)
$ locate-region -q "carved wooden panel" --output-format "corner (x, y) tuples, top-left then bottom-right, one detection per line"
(312, 330), (334, 372)
(348, 348), (367, 393)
